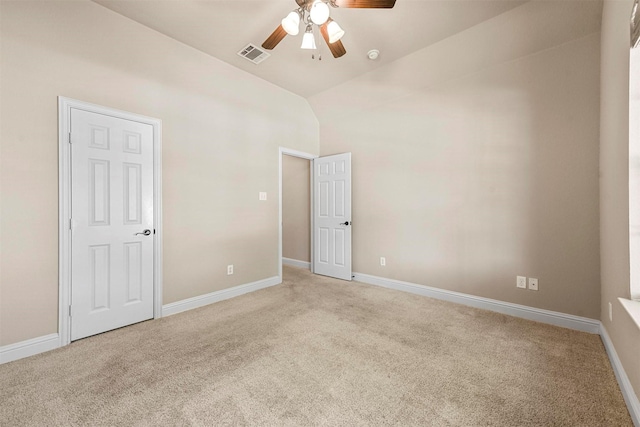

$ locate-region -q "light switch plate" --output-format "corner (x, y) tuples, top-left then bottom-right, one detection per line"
(259, 192), (267, 201)
(528, 278), (538, 291)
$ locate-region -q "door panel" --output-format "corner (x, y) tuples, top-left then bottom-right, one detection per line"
(71, 108), (154, 341)
(313, 153), (352, 280)
(89, 159), (110, 225)
(89, 244), (111, 311)
(123, 163), (142, 225)
(124, 242), (143, 303)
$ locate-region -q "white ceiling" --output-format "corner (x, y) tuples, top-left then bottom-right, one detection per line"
(93, 0), (527, 98)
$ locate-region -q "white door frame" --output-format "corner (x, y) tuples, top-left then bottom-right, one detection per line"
(278, 147), (317, 281)
(58, 97), (163, 346)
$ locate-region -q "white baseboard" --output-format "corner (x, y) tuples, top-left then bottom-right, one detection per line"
(0, 275), (637, 425)
(283, 257), (311, 269)
(162, 276), (281, 317)
(600, 325), (640, 426)
(353, 272), (600, 334)
(0, 333), (60, 364)
(353, 272), (640, 422)
(0, 277), (282, 364)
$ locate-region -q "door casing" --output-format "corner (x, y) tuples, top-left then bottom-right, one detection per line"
(58, 97), (163, 347)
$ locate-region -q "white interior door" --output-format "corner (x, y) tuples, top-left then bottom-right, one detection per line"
(70, 108), (154, 341)
(313, 153), (352, 280)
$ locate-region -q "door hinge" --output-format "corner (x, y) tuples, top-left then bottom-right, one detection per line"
(69, 218), (73, 230)
(68, 305), (72, 317)
(68, 132), (72, 144)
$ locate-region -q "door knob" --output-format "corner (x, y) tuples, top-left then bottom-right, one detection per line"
(340, 221), (350, 226)
(135, 229), (151, 236)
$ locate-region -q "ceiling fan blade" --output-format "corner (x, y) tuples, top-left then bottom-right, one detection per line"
(334, 0), (396, 8)
(262, 24), (288, 50)
(320, 23), (346, 58)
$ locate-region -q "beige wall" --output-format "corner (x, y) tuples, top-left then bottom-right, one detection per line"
(310, 1), (602, 319)
(0, 0), (319, 346)
(600, 0), (640, 401)
(2, 2), (639, 408)
(282, 155), (311, 263)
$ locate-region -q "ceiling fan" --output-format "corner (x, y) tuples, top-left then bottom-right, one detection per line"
(262, 0), (397, 59)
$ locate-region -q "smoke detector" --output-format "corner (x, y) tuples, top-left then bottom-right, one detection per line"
(367, 49), (380, 60)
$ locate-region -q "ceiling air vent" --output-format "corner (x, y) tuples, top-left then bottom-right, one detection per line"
(237, 43), (270, 64)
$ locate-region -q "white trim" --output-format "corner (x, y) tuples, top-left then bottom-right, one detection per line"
(1, 275), (279, 363)
(282, 257), (311, 269)
(278, 147), (317, 282)
(58, 97), (163, 346)
(162, 276), (280, 317)
(619, 297), (640, 331)
(600, 325), (640, 426)
(353, 272), (600, 333)
(2, 291), (638, 425)
(0, 334), (60, 364)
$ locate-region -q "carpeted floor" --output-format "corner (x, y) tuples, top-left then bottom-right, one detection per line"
(0, 266), (632, 426)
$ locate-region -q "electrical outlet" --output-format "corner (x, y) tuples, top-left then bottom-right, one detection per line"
(528, 278), (538, 291)
(517, 276), (527, 289)
(227, 264), (234, 275)
(609, 302), (613, 322)
(259, 192), (267, 201)
(380, 257), (386, 266)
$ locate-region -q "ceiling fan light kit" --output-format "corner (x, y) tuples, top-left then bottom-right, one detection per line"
(301, 25), (317, 50)
(310, 0), (331, 25)
(261, 0), (396, 59)
(282, 11), (301, 36)
(326, 18), (345, 44)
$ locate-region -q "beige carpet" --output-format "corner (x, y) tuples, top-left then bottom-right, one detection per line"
(0, 266), (632, 426)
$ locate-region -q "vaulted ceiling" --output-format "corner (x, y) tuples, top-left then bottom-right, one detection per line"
(93, 0), (527, 98)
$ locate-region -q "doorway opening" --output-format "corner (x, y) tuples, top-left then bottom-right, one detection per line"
(282, 154), (312, 270)
(278, 148), (316, 281)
